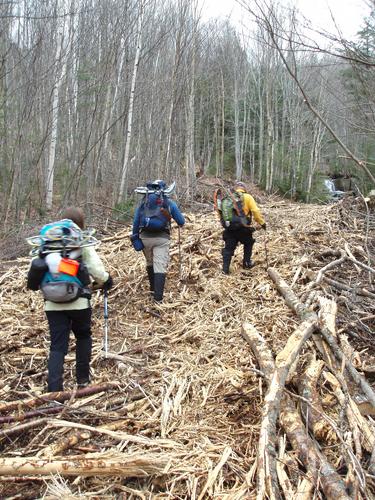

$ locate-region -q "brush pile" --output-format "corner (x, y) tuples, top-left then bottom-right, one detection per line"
(0, 189), (374, 499)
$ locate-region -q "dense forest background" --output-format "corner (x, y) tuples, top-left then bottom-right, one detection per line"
(1, 0), (375, 226)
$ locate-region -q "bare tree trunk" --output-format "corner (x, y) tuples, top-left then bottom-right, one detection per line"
(234, 80), (242, 179)
(185, 8), (197, 200)
(241, 323), (351, 500)
(117, 0), (144, 203)
(46, 18), (65, 210)
(220, 70), (225, 176)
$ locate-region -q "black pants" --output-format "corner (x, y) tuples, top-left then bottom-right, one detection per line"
(46, 308), (92, 391)
(222, 227), (255, 270)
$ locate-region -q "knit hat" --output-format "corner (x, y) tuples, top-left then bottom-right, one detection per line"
(234, 181), (247, 192)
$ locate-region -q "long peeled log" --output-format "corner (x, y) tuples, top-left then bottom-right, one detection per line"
(257, 319), (316, 500)
(279, 396), (350, 500)
(0, 453), (169, 477)
(299, 357), (332, 442)
(267, 267), (375, 409)
(241, 323), (350, 500)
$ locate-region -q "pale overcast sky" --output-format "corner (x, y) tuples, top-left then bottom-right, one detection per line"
(200, 0), (368, 40)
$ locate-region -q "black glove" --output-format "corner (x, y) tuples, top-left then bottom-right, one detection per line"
(261, 223), (267, 231)
(103, 275), (113, 291)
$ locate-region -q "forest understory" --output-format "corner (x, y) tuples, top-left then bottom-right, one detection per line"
(0, 180), (374, 499)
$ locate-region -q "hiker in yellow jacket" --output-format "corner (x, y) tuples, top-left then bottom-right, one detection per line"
(221, 181), (266, 274)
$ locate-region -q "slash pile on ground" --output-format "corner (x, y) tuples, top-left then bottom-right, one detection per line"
(0, 188), (374, 499)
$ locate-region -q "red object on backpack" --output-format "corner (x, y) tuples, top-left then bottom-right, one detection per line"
(58, 258), (80, 277)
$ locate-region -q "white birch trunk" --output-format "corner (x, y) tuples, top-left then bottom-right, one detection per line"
(46, 21), (65, 210)
(234, 80), (242, 180)
(185, 38), (196, 200)
(220, 70), (225, 176)
(117, 0), (144, 203)
(306, 117), (325, 202)
(265, 83), (274, 192)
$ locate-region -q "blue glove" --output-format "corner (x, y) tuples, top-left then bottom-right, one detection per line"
(130, 234), (144, 251)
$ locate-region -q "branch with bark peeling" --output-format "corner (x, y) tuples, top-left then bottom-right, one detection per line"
(241, 322), (351, 499)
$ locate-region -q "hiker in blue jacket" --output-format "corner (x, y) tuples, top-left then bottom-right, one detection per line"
(131, 180), (185, 303)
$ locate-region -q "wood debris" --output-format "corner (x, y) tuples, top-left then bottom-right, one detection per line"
(0, 192), (374, 498)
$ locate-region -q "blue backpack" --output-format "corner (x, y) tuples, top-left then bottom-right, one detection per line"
(139, 191), (171, 232)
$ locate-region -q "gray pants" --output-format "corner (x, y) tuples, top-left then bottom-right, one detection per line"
(141, 235), (170, 273)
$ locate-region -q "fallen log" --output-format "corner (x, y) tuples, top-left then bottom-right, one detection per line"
(0, 382), (118, 414)
(308, 253), (346, 288)
(267, 268), (316, 322)
(0, 418), (49, 439)
(279, 396), (350, 500)
(241, 323), (350, 500)
(323, 276), (375, 300)
(0, 452), (169, 477)
(267, 267), (375, 409)
(318, 327), (375, 409)
(0, 405), (65, 424)
(324, 372), (374, 455)
(241, 323), (274, 379)
(299, 357), (332, 442)
(257, 319), (316, 500)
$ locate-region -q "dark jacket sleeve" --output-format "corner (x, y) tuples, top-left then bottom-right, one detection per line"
(27, 258), (48, 291)
(132, 206), (142, 236)
(169, 200), (185, 226)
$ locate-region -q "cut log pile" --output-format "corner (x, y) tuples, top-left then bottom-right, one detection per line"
(0, 192), (374, 498)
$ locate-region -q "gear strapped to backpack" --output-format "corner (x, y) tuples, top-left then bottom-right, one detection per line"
(214, 188), (252, 230)
(26, 219), (95, 303)
(138, 182), (171, 232)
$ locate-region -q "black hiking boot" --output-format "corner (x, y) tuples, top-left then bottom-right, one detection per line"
(146, 266), (155, 292)
(243, 260), (255, 269)
(47, 351), (65, 392)
(76, 336), (92, 387)
(77, 379), (90, 389)
(222, 256), (232, 275)
(154, 273), (166, 302)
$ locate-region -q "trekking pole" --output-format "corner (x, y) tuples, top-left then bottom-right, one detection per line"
(264, 230), (270, 270)
(178, 226), (182, 280)
(103, 289), (109, 357)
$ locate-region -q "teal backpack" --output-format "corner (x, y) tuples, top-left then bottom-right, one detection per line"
(27, 219), (95, 302)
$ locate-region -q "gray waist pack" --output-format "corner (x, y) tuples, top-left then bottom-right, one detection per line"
(41, 281), (85, 303)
